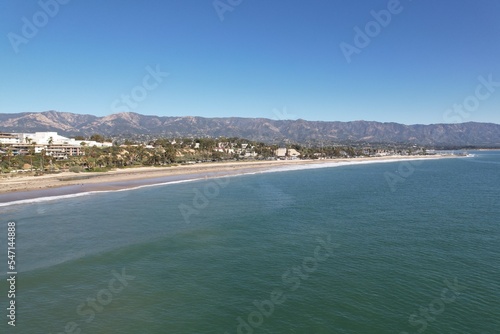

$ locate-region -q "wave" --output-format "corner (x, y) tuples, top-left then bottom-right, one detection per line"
(0, 178), (203, 208)
(255, 157), (436, 174)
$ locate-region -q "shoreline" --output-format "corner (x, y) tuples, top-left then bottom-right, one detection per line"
(0, 155), (457, 204)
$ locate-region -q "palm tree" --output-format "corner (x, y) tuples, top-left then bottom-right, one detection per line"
(30, 148), (35, 171)
(6, 148), (12, 170)
(40, 149), (45, 174)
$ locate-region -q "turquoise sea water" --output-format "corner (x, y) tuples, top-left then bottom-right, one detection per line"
(1, 152), (499, 333)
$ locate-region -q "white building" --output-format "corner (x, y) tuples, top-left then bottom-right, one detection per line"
(273, 148), (301, 159)
(275, 148), (287, 158)
(20, 132), (63, 145)
(1, 132), (112, 157)
(0, 133), (20, 145)
(19, 132), (111, 148)
(287, 148), (301, 158)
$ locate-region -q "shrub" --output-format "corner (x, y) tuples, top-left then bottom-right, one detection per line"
(69, 166), (83, 173)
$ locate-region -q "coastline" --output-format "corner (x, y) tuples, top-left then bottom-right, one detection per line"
(0, 155), (456, 204)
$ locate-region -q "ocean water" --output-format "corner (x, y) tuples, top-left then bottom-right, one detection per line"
(1, 152), (499, 334)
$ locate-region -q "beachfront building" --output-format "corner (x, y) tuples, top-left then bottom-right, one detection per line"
(274, 147), (301, 159)
(0, 132), (112, 157)
(287, 148), (301, 158)
(215, 142), (235, 154)
(275, 148), (287, 158)
(19, 132), (66, 146)
(0, 133), (21, 145)
(20, 132), (112, 148)
(9, 144), (44, 155)
(44, 145), (85, 159)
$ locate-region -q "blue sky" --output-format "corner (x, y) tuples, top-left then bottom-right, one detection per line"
(1, 0), (499, 124)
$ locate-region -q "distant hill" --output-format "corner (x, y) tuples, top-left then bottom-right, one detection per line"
(1, 111), (500, 147)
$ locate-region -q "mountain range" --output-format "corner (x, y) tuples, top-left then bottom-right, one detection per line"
(1, 111), (500, 147)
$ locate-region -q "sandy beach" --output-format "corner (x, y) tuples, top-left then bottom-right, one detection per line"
(0, 155), (455, 203)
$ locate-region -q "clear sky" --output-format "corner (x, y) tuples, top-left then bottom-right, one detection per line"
(1, 0), (499, 124)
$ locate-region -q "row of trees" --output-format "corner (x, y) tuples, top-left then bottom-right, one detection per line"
(1, 135), (424, 174)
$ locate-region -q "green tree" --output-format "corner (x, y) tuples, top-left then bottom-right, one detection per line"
(6, 148), (12, 170)
(28, 147), (35, 172)
(40, 149), (46, 173)
(90, 134), (105, 143)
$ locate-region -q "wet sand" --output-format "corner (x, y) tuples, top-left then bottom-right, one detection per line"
(0, 155), (454, 204)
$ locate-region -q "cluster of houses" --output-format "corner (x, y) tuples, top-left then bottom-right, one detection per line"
(0, 132), (111, 159)
(213, 142), (259, 158)
(0, 131), (432, 163)
(214, 143), (299, 159)
(0, 132), (304, 160)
